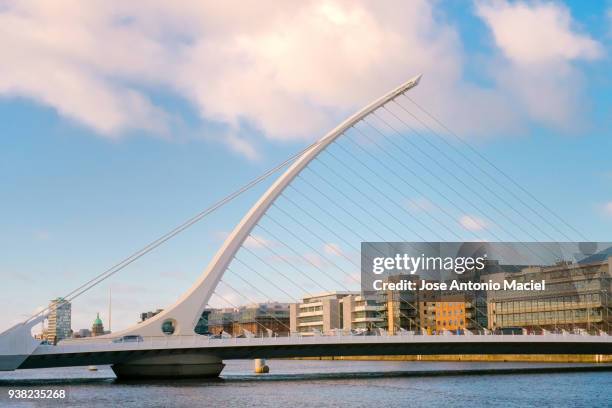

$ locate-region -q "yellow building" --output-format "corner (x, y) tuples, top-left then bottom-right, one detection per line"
(435, 297), (467, 332)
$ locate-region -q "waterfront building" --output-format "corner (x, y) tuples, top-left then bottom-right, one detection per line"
(382, 274), (419, 334)
(380, 275), (486, 334)
(289, 292), (385, 335)
(290, 292), (351, 335)
(416, 276), (488, 334)
(379, 274), (487, 334)
(73, 328), (91, 338)
(194, 309), (212, 335)
(341, 294), (386, 331)
(418, 287), (437, 333)
(435, 289), (488, 333)
(91, 313), (105, 336)
(207, 308), (238, 336)
(487, 257), (612, 333)
(46, 297), (71, 343)
(233, 302), (290, 336)
(205, 303), (290, 337)
(434, 295), (467, 332)
(139, 308), (163, 322)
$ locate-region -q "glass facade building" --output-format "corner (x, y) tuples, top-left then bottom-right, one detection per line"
(487, 257), (612, 333)
(46, 297), (71, 343)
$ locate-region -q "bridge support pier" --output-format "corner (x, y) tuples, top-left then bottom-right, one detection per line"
(254, 358), (269, 374)
(111, 353), (225, 379)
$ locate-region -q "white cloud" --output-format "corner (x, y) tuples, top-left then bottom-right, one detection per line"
(475, 0), (603, 130)
(244, 234), (274, 249)
(603, 202), (612, 217)
(224, 133), (260, 161)
(0, 5), (170, 136)
(459, 215), (487, 231)
(0, 0), (604, 158)
(475, 1), (601, 65)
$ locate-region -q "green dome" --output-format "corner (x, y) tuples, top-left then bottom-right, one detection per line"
(93, 312), (103, 326)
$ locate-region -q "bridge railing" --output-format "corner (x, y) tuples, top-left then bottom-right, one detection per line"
(46, 329), (611, 355)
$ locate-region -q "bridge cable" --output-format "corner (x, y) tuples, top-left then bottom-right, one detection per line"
(401, 95), (587, 241)
(322, 148), (436, 243)
(256, 197), (444, 332)
(301, 170), (402, 242)
(240, 245), (318, 298)
(279, 193), (364, 268)
(361, 116), (510, 242)
(372, 110), (553, 245)
(21, 139), (324, 322)
(362, 116), (557, 264)
(254, 220), (355, 291)
(346, 126), (489, 242)
(338, 135), (465, 240)
(244, 231), (337, 292)
(210, 290), (289, 336)
(231, 257), (302, 303)
(346, 123), (553, 265)
(381, 105), (563, 244)
(216, 280), (292, 333)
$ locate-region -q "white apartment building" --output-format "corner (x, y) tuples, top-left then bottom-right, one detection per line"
(289, 292), (385, 335)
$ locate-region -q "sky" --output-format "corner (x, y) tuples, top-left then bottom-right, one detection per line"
(1, 0), (611, 333)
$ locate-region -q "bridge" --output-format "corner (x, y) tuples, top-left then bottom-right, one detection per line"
(1, 74), (611, 378)
(13, 333), (612, 378)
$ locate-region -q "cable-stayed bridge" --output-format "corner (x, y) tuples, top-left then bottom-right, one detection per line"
(1, 75), (610, 378)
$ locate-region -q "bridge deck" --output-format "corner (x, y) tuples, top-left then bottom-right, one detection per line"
(17, 334), (612, 370)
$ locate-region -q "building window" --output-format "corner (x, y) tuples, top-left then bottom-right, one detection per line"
(162, 319), (176, 335)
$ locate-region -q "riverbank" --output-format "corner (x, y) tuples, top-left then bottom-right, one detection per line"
(299, 354), (612, 363)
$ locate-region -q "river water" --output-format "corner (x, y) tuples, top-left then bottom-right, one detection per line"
(1, 360), (610, 407)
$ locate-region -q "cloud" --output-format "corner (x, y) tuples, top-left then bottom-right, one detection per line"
(475, 1), (601, 65)
(475, 0), (603, 130)
(0, 0), (605, 158)
(323, 242), (343, 257)
(0, 5), (170, 136)
(224, 133), (260, 161)
(244, 234), (274, 249)
(406, 197), (435, 212)
(459, 215), (487, 231)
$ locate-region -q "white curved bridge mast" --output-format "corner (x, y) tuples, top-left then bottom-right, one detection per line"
(114, 74), (421, 337)
(0, 75), (422, 354)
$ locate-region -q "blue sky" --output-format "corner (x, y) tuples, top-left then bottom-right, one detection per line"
(1, 1), (611, 332)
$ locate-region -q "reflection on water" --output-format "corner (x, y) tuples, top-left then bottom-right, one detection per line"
(0, 360), (610, 407)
